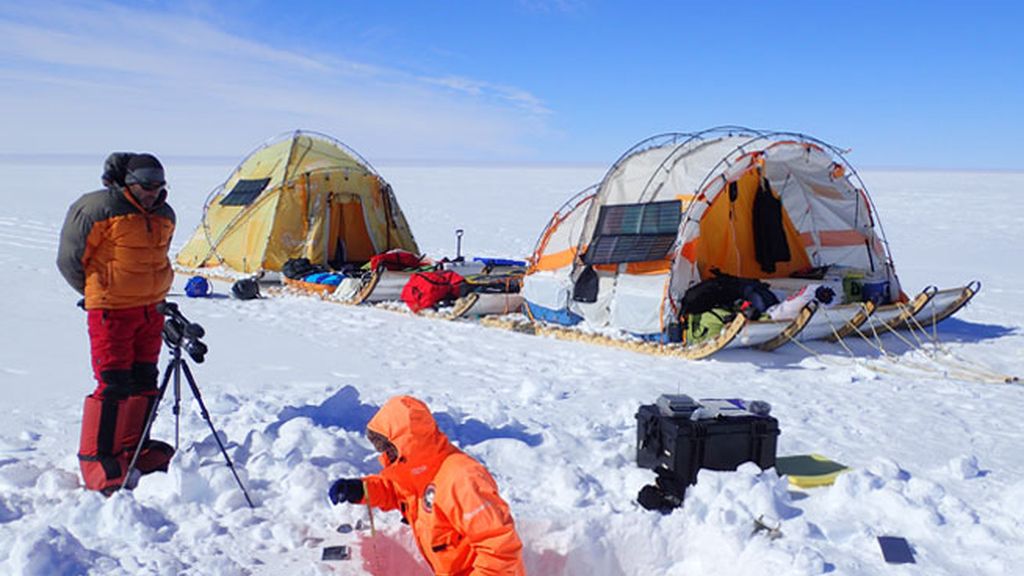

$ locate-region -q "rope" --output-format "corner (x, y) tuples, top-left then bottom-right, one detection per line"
(786, 300), (1016, 385)
(822, 301), (1017, 384)
(824, 306), (861, 358)
(893, 302), (1017, 383)
(780, 306), (909, 379)
(877, 302), (925, 350)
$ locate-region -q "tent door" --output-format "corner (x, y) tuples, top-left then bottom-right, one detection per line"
(327, 195), (375, 267)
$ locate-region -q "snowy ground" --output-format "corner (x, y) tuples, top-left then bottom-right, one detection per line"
(1, 158), (1022, 575)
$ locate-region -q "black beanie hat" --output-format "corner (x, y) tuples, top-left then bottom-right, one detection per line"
(124, 153), (165, 187)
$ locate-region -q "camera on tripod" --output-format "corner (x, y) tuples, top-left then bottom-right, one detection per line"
(128, 301), (255, 507)
(158, 301), (208, 363)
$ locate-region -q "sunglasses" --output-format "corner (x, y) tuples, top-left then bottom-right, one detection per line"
(367, 430), (399, 464)
(136, 181), (166, 192)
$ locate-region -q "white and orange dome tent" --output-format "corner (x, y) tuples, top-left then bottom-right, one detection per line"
(523, 127), (910, 344)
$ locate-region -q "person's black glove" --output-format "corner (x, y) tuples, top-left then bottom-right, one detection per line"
(328, 478), (364, 505)
(76, 298), (86, 311)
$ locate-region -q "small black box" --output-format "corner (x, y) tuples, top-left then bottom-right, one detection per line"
(636, 402), (780, 499)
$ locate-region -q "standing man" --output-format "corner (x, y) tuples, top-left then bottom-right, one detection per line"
(328, 395), (525, 575)
(57, 152), (176, 494)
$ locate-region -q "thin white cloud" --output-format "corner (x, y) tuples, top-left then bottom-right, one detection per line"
(0, 1), (554, 161)
(421, 75), (551, 116)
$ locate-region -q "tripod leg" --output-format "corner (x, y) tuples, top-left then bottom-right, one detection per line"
(121, 355), (176, 491)
(181, 361), (256, 509)
(173, 355), (182, 450)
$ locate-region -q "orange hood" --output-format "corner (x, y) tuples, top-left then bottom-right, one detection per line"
(366, 396), (458, 491)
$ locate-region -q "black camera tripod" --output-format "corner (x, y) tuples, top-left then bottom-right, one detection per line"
(122, 302), (255, 508)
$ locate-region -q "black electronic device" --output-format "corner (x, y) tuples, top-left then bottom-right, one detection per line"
(635, 396), (780, 509)
(322, 545), (351, 561)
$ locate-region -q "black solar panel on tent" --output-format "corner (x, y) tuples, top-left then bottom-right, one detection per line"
(584, 200), (681, 265)
(596, 200), (681, 236)
(585, 234), (678, 265)
(220, 178), (271, 206)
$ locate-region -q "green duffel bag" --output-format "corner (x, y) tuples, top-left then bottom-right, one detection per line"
(685, 308), (736, 344)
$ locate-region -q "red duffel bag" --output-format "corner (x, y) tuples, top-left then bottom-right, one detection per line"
(401, 270), (464, 312)
(369, 249), (424, 271)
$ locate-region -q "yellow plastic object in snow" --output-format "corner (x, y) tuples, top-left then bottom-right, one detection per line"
(775, 453), (850, 488)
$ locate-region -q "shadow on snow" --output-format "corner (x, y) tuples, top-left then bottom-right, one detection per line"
(269, 385), (543, 449)
(707, 318), (1016, 368)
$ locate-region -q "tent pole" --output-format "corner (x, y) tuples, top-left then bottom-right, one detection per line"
(324, 186), (331, 267)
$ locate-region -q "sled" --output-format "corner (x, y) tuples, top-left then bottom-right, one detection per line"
(501, 282), (980, 359)
(824, 301), (876, 342)
(783, 302), (871, 345)
(748, 302), (819, 351)
(481, 312), (749, 360)
(331, 269), (414, 305)
(904, 281), (980, 328)
(859, 282), (979, 335)
(495, 302), (815, 359)
(450, 292), (525, 318)
(753, 301), (873, 350)
(753, 282), (979, 350)
(282, 276), (340, 298)
(451, 267), (525, 318)
(537, 313), (749, 360)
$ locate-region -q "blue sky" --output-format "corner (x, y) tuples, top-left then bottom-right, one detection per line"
(1, 0), (1021, 169)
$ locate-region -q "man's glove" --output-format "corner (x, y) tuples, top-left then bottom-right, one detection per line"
(328, 478), (364, 505)
(77, 298), (86, 311)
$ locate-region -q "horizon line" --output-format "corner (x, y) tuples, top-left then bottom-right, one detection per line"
(1, 152), (1022, 174)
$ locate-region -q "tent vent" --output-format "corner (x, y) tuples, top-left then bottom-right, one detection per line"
(584, 200), (681, 264)
(221, 178), (271, 206)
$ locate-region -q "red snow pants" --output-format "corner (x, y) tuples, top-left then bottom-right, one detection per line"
(79, 305), (174, 492)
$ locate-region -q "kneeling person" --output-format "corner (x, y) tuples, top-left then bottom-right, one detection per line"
(328, 395), (525, 575)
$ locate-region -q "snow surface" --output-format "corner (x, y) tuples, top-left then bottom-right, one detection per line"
(1, 158), (1022, 575)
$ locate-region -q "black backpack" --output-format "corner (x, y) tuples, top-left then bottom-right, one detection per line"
(679, 270), (779, 317)
(231, 278), (261, 300)
(282, 258), (320, 280)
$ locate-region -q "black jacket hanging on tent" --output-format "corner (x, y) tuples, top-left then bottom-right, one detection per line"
(753, 178), (790, 273)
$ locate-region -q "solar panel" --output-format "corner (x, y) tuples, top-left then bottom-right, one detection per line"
(220, 178), (271, 206)
(585, 234), (677, 265)
(596, 200), (680, 236)
(583, 201), (680, 265)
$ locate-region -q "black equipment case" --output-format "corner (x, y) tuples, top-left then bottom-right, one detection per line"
(636, 399), (780, 500)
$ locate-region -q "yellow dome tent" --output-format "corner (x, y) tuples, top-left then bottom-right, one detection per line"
(176, 130), (418, 274)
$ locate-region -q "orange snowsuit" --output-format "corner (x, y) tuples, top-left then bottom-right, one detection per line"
(362, 396), (525, 575)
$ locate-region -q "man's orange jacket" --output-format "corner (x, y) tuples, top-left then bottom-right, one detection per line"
(362, 396), (525, 575)
(57, 186), (175, 309)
